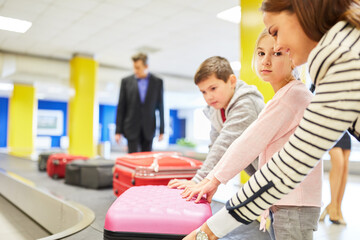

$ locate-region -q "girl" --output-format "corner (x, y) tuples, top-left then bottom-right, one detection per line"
(184, 0), (360, 239)
(183, 29), (320, 240)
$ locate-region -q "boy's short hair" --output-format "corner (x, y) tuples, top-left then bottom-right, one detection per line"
(132, 52), (148, 65)
(194, 56), (234, 85)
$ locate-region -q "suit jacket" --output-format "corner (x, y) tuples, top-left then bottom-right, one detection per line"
(115, 73), (164, 141)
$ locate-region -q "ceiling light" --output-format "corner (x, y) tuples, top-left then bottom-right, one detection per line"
(216, 6), (241, 24)
(0, 16), (32, 33)
(0, 83), (14, 91)
(230, 61), (241, 71)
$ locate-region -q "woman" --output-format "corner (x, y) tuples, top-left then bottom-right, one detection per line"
(320, 132), (351, 224)
(184, 0), (360, 239)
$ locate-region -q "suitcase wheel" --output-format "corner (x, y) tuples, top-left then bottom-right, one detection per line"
(131, 178), (135, 185)
(115, 189), (118, 195)
(115, 173), (118, 179)
(52, 174), (58, 179)
(38, 163), (46, 171)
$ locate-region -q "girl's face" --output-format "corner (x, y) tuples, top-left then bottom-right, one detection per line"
(263, 11), (318, 66)
(197, 74), (236, 110)
(256, 35), (294, 92)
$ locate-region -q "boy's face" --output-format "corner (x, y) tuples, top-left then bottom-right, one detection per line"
(197, 74), (236, 110)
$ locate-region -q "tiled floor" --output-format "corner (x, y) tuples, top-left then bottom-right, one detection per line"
(1, 152), (360, 239)
(314, 173), (360, 240)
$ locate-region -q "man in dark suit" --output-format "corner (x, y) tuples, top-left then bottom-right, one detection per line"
(115, 53), (164, 153)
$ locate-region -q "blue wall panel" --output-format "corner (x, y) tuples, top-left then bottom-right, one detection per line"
(2, 99), (119, 147)
(0, 97), (8, 147)
(99, 104), (117, 142)
(169, 109), (186, 144)
(38, 100), (67, 147)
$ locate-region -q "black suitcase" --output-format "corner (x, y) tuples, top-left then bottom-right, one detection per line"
(80, 159), (114, 189)
(65, 159), (88, 186)
(38, 152), (56, 171)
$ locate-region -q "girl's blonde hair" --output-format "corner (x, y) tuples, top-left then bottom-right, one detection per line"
(251, 29), (270, 73)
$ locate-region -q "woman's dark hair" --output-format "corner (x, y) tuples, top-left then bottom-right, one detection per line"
(261, 0), (360, 42)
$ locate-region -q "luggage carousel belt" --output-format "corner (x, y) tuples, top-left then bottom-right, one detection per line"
(0, 153), (116, 240)
(0, 194), (50, 239)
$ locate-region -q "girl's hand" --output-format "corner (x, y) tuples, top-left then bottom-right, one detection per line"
(168, 179), (196, 189)
(180, 179), (209, 201)
(181, 178), (220, 203)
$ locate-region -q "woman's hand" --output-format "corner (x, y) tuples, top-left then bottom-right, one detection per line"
(182, 228), (196, 240)
(182, 222), (219, 240)
(181, 178), (220, 203)
(168, 179), (196, 189)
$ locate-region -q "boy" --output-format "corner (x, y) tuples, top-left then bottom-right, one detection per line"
(169, 56), (264, 189)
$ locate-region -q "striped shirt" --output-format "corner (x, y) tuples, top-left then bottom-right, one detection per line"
(207, 21), (360, 237)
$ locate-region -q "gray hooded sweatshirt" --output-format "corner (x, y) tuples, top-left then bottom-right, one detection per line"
(192, 80), (265, 183)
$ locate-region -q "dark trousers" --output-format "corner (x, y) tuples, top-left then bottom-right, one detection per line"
(127, 129), (153, 153)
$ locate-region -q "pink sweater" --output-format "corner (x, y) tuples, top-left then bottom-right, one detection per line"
(207, 80), (322, 207)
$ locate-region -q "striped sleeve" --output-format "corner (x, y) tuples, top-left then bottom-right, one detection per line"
(225, 84), (360, 224)
(213, 22), (360, 228)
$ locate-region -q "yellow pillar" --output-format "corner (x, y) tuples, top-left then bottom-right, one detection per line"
(240, 0), (274, 103)
(68, 54), (98, 157)
(239, 0), (275, 184)
(8, 84), (36, 157)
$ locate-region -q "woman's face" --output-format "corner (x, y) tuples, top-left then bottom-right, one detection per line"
(263, 11), (318, 66)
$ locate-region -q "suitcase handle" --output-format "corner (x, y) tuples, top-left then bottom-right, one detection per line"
(149, 158), (159, 172)
(125, 152), (180, 159)
(131, 172), (136, 185)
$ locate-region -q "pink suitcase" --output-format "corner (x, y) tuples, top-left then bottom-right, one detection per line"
(104, 185), (212, 239)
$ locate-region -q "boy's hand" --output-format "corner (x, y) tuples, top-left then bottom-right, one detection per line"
(168, 179), (196, 189)
(181, 178), (220, 203)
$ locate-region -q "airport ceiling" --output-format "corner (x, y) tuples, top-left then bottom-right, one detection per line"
(0, 0), (242, 104)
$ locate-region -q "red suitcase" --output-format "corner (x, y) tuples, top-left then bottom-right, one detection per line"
(113, 152), (202, 196)
(46, 153), (88, 179)
(104, 185), (212, 240)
